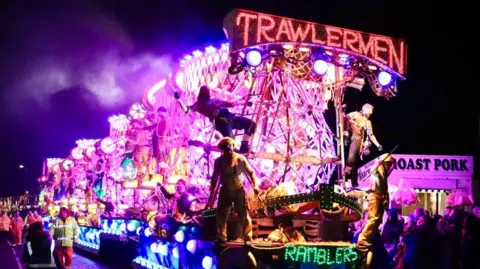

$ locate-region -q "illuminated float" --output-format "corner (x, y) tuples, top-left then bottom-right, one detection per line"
(38, 8), (407, 269)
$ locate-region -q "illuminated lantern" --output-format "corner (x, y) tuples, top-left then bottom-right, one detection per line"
(61, 159), (74, 171)
(129, 103), (147, 120)
(84, 146), (96, 161)
(99, 137), (116, 155)
(71, 147), (84, 161)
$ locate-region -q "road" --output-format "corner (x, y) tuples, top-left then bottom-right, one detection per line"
(0, 240), (113, 269)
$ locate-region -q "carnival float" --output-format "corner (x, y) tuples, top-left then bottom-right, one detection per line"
(38, 9), (408, 269)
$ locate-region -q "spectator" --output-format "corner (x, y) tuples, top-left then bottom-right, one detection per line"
(22, 222), (59, 268)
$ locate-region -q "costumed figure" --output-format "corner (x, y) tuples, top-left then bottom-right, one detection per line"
(357, 153), (396, 248)
(344, 104), (383, 188)
(152, 106), (171, 172)
(174, 85), (256, 154)
(128, 121), (154, 182)
(85, 171), (95, 204)
(207, 137), (260, 242)
(93, 159), (106, 199)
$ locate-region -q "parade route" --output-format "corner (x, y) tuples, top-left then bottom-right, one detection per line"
(0, 240), (113, 269)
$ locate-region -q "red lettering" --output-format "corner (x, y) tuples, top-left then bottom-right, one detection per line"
(388, 39), (406, 75)
(311, 24), (325, 45)
(326, 27), (343, 48)
(276, 19), (292, 41)
(343, 30), (360, 53)
(374, 37), (389, 64)
(359, 35), (375, 59)
(236, 12), (257, 47)
(288, 21), (311, 42)
(257, 14), (275, 43)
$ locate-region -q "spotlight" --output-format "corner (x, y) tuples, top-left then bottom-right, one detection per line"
(313, 59), (328, 75)
(378, 71), (392, 86)
(245, 49), (262, 67)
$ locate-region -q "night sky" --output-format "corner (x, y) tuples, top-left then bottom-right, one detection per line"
(0, 0), (476, 196)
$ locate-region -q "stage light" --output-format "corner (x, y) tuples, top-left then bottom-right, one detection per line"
(313, 59), (328, 75)
(378, 71), (392, 86)
(245, 49), (262, 67)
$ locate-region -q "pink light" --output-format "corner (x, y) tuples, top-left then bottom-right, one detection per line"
(71, 147), (84, 160)
(129, 103), (146, 120)
(85, 146), (96, 158)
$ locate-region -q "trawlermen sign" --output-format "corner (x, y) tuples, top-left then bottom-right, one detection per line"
(223, 9), (407, 76)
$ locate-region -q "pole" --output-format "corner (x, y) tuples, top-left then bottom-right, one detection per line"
(334, 66), (346, 185)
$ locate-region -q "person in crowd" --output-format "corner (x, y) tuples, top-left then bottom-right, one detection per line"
(382, 208), (404, 258)
(50, 208), (79, 269)
(22, 221), (60, 269)
(25, 209), (43, 230)
(10, 211), (24, 246)
(0, 210), (11, 242)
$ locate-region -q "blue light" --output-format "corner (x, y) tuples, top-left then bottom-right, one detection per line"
(313, 59), (328, 75)
(245, 49), (262, 67)
(378, 71), (392, 86)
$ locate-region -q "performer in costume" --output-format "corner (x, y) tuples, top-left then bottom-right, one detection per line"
(152, 106), (170, 169)
(174, 86), (256, 153)
(357, 153), (396, 248)
(207, 137), (260, 242)
(344, 103), (383, 188)
(128, 121), (153, 181)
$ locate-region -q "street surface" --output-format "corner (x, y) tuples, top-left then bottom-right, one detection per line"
(0, 240), (113, 269)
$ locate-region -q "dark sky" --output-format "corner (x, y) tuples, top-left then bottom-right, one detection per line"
(0, 0), (476, 196)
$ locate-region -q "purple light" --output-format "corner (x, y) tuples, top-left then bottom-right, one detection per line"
(378, 71), (392, 86)
(313, 59), (328, 75)
(245, 49), (262, 67)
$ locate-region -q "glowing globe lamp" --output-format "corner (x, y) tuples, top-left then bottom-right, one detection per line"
(378, 71), (392, 86)
(313, 59), (328, 75)
(245, 49), (262, 67)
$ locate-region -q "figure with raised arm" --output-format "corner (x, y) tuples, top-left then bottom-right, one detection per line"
(344, 103), (383, 188)
(174, 85), (256, 154)
(207, 137), (260, 242)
